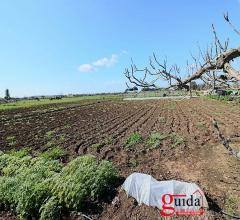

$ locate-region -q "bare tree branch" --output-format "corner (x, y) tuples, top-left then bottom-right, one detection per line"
(124, 13), (240, 90)
(224, 12), (240, 36)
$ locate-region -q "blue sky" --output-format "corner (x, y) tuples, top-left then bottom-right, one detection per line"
(0, 0), (240, 97)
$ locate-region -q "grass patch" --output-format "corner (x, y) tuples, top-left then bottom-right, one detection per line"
(0, 95), (123, 111)
(146, 132), (168, 149)
(6, 136), (16, 146)
(125, 133), (142, 149)
(0, 152), (118, 219)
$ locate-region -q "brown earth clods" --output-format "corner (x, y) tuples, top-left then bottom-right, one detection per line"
(0, 98), (239, 220)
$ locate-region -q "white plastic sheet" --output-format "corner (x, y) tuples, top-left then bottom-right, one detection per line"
(122, 173), (208, 212)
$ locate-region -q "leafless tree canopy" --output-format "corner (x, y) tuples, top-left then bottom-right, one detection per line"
(124, 13), (240, 90)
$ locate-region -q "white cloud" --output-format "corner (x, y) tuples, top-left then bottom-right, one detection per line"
(78, 64), (94, 73)
(78, 51), (127, 73)
(93, 54), (118, 67)
(120, 50), (128, 55)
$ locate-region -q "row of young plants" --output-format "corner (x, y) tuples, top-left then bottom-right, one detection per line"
(0, 148), (118, 219)
(124, 132), (185, 150)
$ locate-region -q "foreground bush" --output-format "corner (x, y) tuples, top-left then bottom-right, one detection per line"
(50, 156), (117, 209)
(0, 151), (118, 219)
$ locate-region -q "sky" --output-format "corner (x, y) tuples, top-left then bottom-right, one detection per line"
(0, 0), (240, 97)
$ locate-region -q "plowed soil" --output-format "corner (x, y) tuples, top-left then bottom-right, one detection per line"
(0, 98), (239, 220)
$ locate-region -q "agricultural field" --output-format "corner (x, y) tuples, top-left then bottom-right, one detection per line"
(0, 97), (240, 219)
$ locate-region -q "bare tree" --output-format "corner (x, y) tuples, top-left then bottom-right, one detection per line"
(124, 13), (240, 90)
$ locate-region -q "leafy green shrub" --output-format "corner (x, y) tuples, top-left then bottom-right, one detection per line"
(50, 155), (118, 209)
(125, 133), (142, 149)
(146, 132), (168, 149)
(0, 176), (18, 208)
(39, 147), (65, 160)
(0, 153), (118, 219)
(0, 154), (62, 219)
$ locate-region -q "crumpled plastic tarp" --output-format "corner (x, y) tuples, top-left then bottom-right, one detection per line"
(122, 172), (208, 212)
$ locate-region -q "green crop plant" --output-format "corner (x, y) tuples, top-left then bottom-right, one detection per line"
(45, 130), (56, 140)
(63, 124), (71, 129)
(128, 158), (139, 168)
(146, 132), (168, 149)
(91, 143), (105, 152)
(125, 133), (142, 149)
(6, 136), (16, 146)
(103, 136), (114, 145)
(170, 133), (185, 148)
(159, 117), (166, 123)
(59, 134), (66, 141)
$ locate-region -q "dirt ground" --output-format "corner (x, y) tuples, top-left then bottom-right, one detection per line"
(0, 98), (239, 219)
